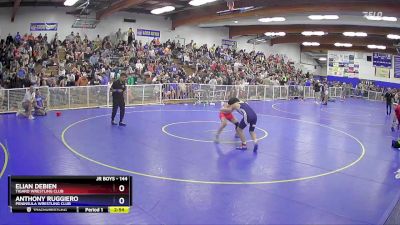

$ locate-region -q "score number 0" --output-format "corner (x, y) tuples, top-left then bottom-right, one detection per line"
(118, 184), (126, 205)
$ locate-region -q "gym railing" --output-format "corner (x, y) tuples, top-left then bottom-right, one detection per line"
(0, 84), (385, 113)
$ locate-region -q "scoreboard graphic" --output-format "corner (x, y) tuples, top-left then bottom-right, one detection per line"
(8, 176), (132, 213)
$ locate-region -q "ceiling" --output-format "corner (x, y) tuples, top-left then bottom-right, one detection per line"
(2, 0), (400, 56)
(200, 15), (400, 29)
(168, 0), (400, 56)
(0, 0), (64, 7)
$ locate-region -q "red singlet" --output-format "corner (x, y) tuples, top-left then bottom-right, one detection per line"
(219, 112), (234, 121)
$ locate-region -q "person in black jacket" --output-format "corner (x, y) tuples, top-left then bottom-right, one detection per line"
(313, 80), (321, 104)
(110, 73), (127, 126)
(6, 34), (13, 45)
(384, 89), (394, 115)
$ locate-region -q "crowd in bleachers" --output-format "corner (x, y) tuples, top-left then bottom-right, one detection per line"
(0, 30), (391, 94)
(0, 30), (313, 89)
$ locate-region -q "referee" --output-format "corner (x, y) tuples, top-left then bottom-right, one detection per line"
(111, 73), (127, 126)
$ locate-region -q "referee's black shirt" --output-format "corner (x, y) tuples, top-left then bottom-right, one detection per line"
(111, 79), (126, 101)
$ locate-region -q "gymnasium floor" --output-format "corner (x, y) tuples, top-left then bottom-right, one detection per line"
(1, 98), (400, 224)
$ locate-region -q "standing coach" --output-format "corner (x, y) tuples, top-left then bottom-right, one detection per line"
(111, 73), (127, 126)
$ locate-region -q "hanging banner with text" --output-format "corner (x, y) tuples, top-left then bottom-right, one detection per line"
(222, 39), (237, 48)
(30, 23), (58, 31)
(137, 29), (160, 38)
(395, 55), (400, 78)
(373, 52), (392, 68)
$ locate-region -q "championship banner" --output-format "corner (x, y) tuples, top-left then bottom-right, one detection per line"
(137, 29), (160, 38)
(373, 52), (392, 68)
(30, 23), (58, 31)
(395, 55), (400, 78)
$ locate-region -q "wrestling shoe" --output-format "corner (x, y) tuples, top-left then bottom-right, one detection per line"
(236, 144), (247, 150)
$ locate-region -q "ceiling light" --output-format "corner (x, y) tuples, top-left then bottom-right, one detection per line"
(367, 45), (386, 50)
(264, 32), (286, 37)
(365, 15), (381, 21)
(64, 0), (79, 6)
(256, 39), (267, 42)
(388, 34), (400, 40)
(308, 15), (323, 20)
(189, 0), (218, 6)
(365, 15), (397, 22)
(319, 57), (327, 61)
(151, 6), (175, 15)
(302, 42), (320, 46)
(258, 17), (286, 23)
(301, 31), (325, 36)
(343, 32), (367, 37)
(334, 43), (353, 47)
(382, 16), (398, 22)
(324, 15), (339, 20)
(308, 15), (339, 20)
(234, 21), (238, 24)
(313, 31), (325, 36)
(302, 31), (313, 36)
(343, 32), (355, 36)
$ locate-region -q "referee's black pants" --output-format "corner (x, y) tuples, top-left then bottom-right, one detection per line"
(112, 98), (125, 123)
(387, 102), (392, 115)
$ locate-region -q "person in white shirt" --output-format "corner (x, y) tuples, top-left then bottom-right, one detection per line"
(184, 53), (191, 65)
(178, 79), (187, 99)
(67, 73), (75, 86)
(127, 66), (134, 76)
(59, 66), (66, 77)
(149, 48), (155, 58)
(30, 73), (38, 86)
(233, 61), (242, 73)
(0, 84), (4, 106)
(208, 76), (218, 86)
(135, 60), (143, 75)
(17, 86), (35, 119)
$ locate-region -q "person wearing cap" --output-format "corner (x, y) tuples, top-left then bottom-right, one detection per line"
(110, 73), (127, 126)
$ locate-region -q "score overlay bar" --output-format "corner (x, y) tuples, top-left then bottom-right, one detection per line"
(11, 206), (130, 213)
(8, 176), (132, 213)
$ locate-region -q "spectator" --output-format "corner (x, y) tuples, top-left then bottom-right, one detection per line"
(384, 89), (394, 115)
(0, 82), (4, 105)
(77, 74), (89, 86)
(128, 28), (134, 45)
(135, 59), (143, 75)
(33, 89), (46, 116)
(17, 86), (35, 119)
(15, 32), (22, 44)
(0, 28), (326, 94)
(314, 80), (321, 104)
